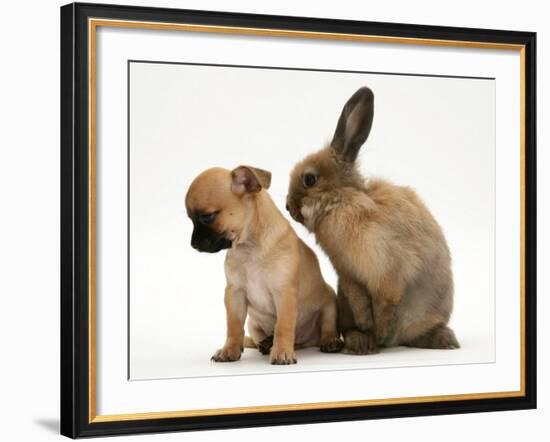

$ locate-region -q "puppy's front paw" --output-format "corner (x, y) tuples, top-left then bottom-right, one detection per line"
(342, 330), (379, 355)
(270, 346), (297, 365)
(320, 337), (344, 353)
(211, 345), (242, 362)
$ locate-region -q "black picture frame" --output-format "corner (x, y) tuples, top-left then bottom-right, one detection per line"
(61, 2), (537, 438)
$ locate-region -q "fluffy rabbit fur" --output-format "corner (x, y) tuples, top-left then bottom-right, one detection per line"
(286, 87), (459, 354)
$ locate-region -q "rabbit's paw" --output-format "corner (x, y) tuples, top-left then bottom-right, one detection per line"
(406, 325), (460, 350)
(342, 330), (379, 355)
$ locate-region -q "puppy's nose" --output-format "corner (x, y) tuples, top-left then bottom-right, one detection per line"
(285, 203), (290, 212)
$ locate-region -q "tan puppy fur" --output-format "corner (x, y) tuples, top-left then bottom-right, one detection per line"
(286, 87), (459, 354)
(186, 166), (342, 365)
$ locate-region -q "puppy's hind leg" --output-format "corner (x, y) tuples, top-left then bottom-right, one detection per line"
(404, 324), (460, 350)
(318, 295), (344, 353)
(258, 336), (274, 355)
(247, 318), (273, 355)
(243, 336), (258, 349)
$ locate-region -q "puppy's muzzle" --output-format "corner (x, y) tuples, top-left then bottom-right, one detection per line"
(191, 223), (232, 253)
(191, 235), (232, 253)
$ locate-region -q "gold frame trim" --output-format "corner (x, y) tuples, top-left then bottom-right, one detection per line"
(88, 18), (527, 424)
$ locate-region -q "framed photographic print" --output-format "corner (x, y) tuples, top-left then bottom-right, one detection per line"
(60, 2), (537, 438)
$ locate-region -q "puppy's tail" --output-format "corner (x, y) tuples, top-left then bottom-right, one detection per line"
(243, 336), (257, 349)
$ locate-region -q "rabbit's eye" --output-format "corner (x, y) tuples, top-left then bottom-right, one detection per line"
(303, 173), (318, 188)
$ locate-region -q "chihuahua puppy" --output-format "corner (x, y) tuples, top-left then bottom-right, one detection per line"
(185, 166), (343, 364)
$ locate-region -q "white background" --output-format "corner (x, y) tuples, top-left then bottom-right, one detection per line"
(129, 62), (496, 379)
(0, 0), (546, 441)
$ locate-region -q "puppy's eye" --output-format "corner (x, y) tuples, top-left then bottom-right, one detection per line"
(199, 212), (218, 225)
(303, 173), (318, 188)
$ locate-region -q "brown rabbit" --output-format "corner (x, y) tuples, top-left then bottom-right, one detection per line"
(286, 87), (459, 354)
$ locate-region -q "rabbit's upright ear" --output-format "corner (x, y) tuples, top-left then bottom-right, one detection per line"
(231, 165), (272, 195)
(331, 87), (374, 163)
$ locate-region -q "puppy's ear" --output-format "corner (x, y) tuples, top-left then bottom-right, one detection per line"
(231, 166), (272, 195)
(331, 87), (374, 163)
